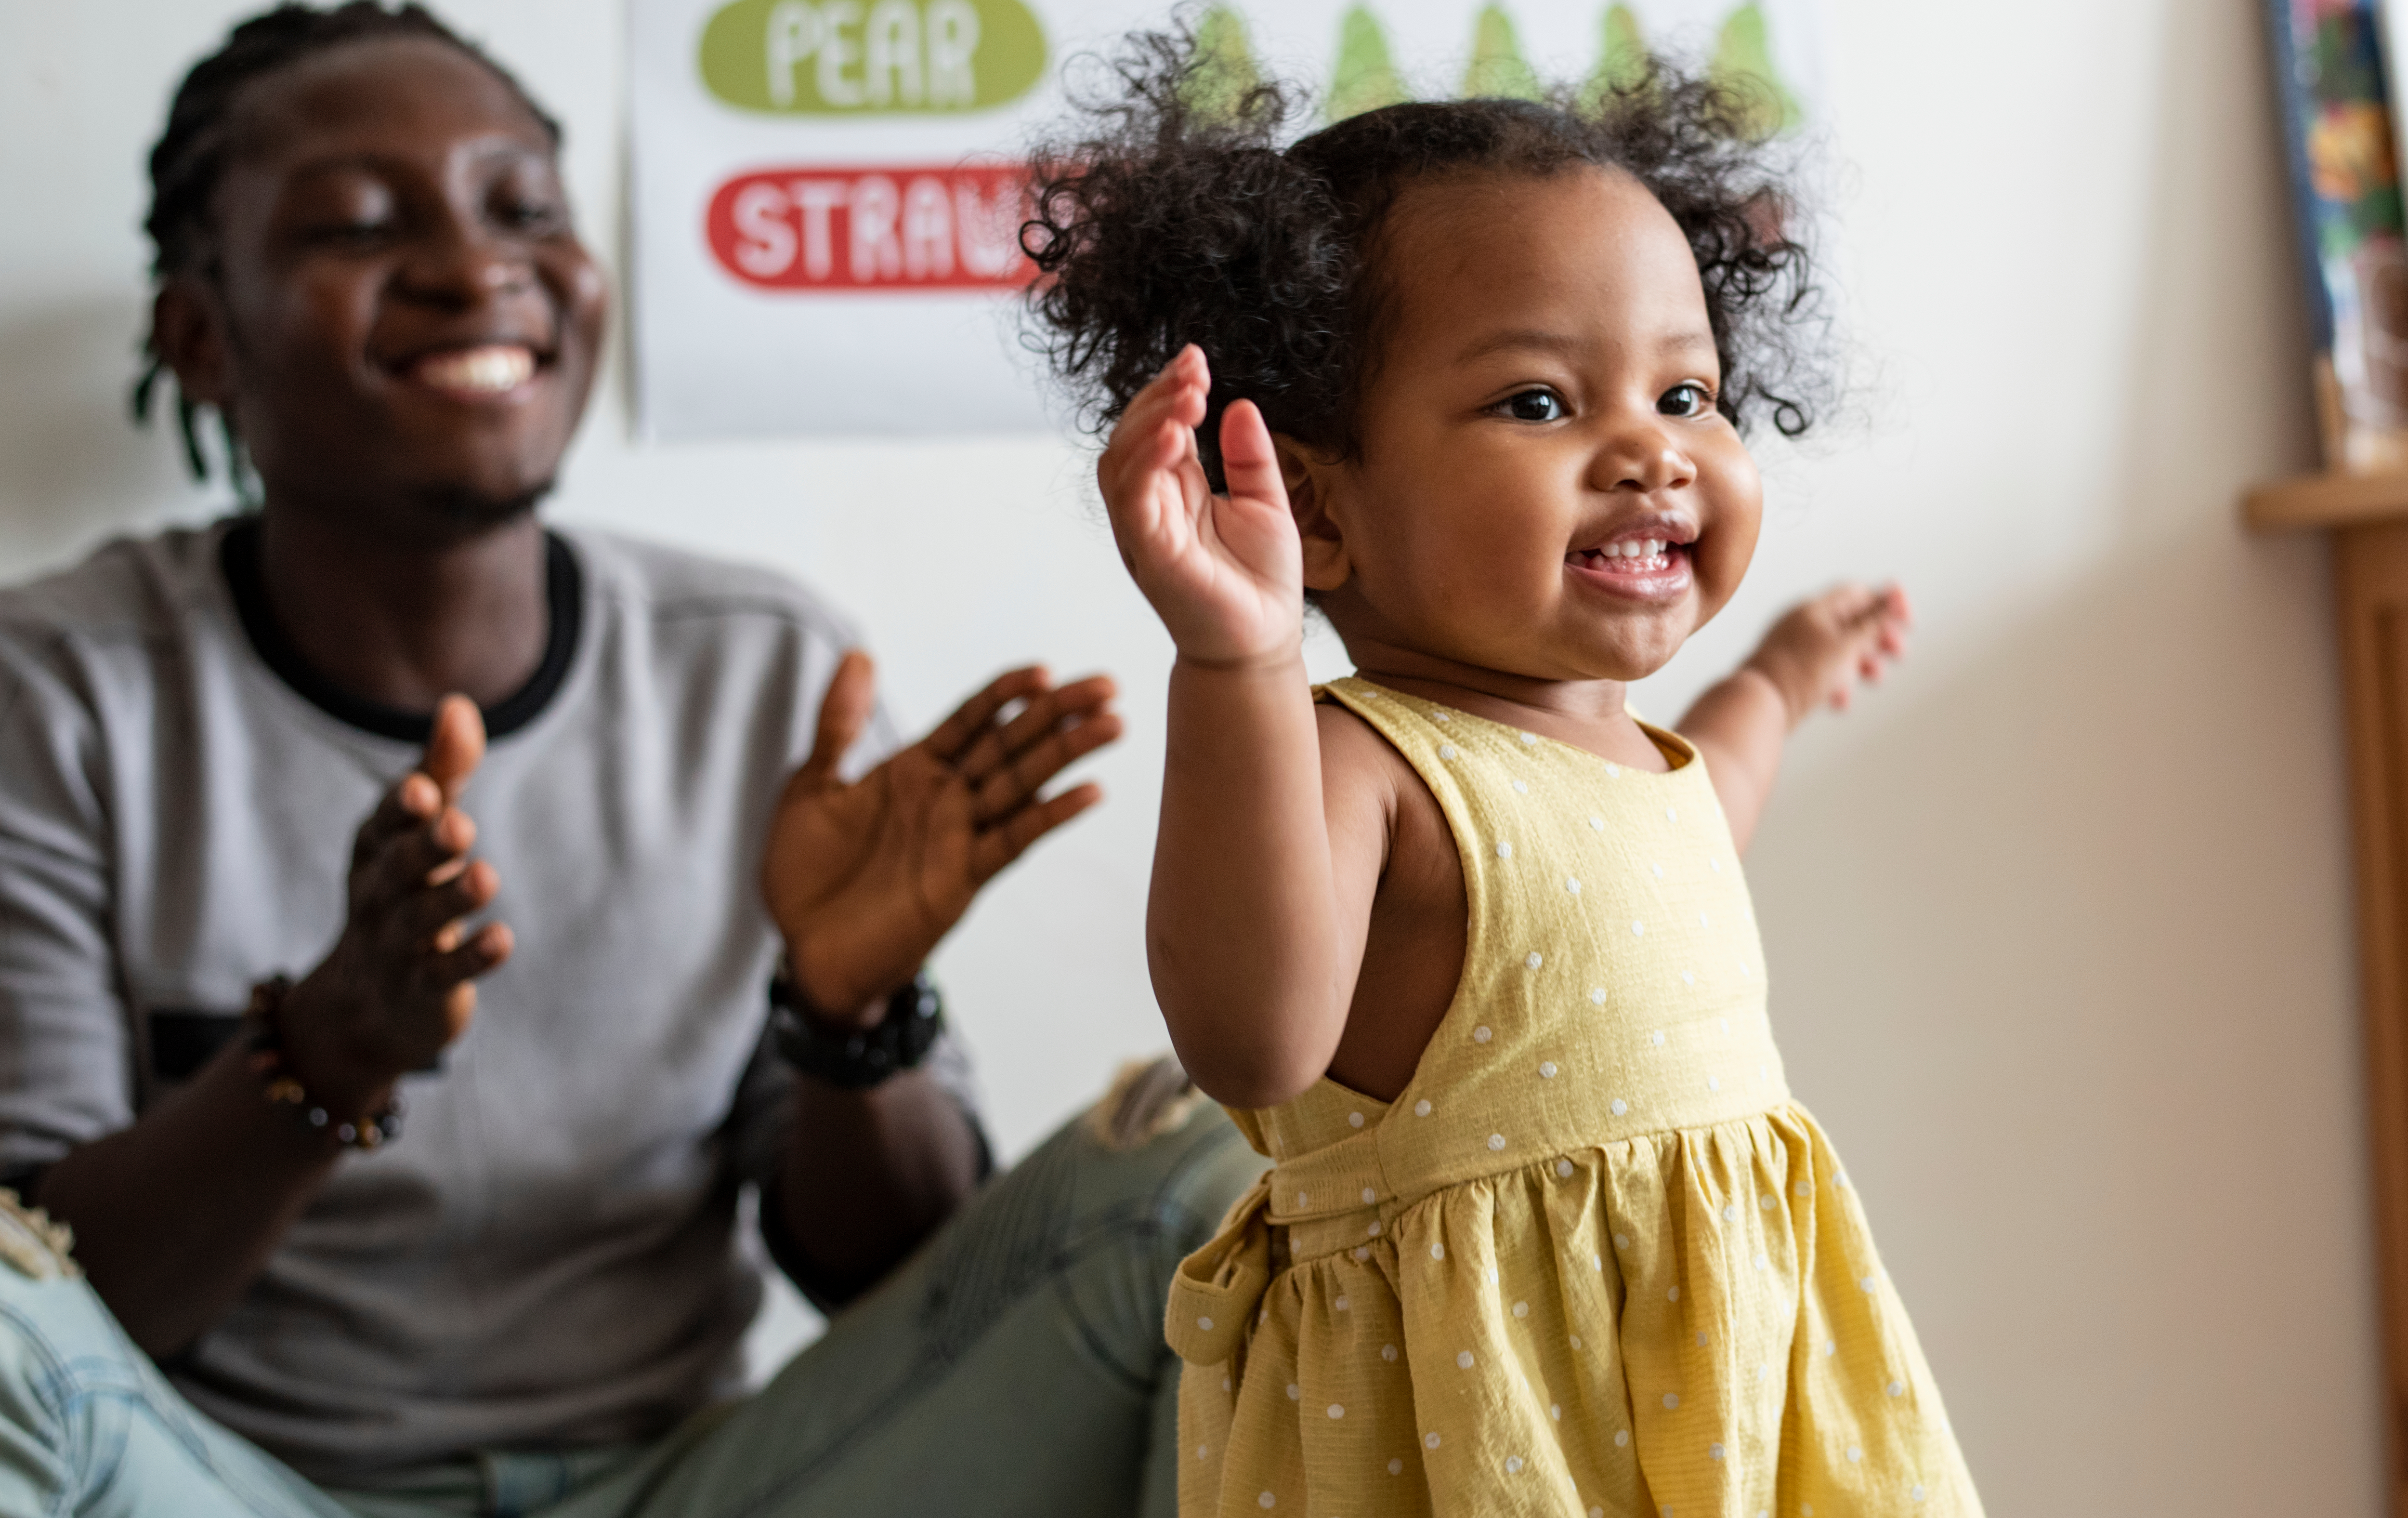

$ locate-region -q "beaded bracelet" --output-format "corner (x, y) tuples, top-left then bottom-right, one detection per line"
(243, 977), (402, 1151)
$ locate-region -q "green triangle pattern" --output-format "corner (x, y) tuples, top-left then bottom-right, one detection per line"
(1581, 4), (1648, 107)
(1185, 5), (1262, 124)
(1461, 4), (1543, 101)
(1709, 2), (1802, 136)
(1328, 5), (1410, 121)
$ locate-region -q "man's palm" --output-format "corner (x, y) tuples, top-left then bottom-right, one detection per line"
(764, 652), (1121, 1017)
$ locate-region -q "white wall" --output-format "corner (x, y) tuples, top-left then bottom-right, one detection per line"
(0, 0), (2377, 1512)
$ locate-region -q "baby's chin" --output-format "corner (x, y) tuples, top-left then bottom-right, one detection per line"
(1323, 589), (1695, 686)
(1472, 636), (1683, 689)
(1542, 605), (1700, 682)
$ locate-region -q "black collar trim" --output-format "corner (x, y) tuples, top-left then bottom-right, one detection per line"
(219, 517), (583, 745)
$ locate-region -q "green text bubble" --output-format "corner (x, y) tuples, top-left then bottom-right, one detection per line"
(700, 0), (1047, 114)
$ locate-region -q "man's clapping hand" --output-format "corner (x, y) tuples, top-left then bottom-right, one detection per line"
(280, 697), (513, 1114)
(763, 652), (1122, 1022)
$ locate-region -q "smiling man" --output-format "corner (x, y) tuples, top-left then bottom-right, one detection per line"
(0, 5), (1258, 1517)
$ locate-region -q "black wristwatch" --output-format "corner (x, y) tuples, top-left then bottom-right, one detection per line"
(769, 967), (945, 1090)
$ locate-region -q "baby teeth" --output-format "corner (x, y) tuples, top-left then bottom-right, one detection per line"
(1603, 539), (1669, 559)
(417, 345), (534, 393)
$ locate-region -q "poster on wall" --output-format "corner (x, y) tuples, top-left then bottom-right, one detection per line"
(628, 0), (1822, 440)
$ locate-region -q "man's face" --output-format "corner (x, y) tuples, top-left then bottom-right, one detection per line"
(181, 36), (607, 539)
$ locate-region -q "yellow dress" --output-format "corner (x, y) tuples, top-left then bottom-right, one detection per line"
(1166, 678), (1982, 1518)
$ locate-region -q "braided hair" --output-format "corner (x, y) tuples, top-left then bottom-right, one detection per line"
(1022, 29), (1830, 491)
(132, 2), (561, 491)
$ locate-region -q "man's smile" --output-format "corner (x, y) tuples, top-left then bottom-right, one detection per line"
(394, 342), (544, 404)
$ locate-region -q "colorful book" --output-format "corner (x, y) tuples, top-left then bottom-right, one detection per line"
(2265, 0), (2408, 471)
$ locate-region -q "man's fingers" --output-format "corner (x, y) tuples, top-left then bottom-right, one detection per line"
(418, 924), (512, 1043)
(394, 858), (499, 944)
(427, 921), (512, 990)
(422, 696), (487, 803)
(440, 984), (480, 1046)
(972, 711), (1124, 825)
(971, 782), (1104, 882)
(352, 771), (445, 870)
(795, 650), (878, 792)
(353, 807), (476, 912)
(997, 673), (1115, 750)
(428, 923), (510, 1040)
(954, 673), (1117, 781)
(921, 665), (1051, 763)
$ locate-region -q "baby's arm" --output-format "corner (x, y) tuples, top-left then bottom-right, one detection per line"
(1101, 347), (1384, 1108)
(1678, 583), (1911, 851)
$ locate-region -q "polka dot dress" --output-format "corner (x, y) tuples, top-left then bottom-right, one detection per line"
(1166, 678), (1983, 1518)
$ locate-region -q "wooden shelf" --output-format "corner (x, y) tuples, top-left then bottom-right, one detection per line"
(2247, 471), (2408, 531)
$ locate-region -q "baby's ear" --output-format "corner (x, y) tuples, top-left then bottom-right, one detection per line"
(1271, 434), (1351, 594)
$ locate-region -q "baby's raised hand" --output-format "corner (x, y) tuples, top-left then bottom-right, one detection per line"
(1097, 345), (1303, 664)
(1742, 583), (1912, 725)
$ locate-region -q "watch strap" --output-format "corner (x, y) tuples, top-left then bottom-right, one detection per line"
(770, 971), (944, 1090)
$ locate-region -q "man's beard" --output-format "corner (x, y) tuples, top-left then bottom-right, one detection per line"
(409, 476), (556, 531)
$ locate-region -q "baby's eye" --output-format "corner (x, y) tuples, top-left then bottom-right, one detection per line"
(1499, 389), (1566, 422)
(1658, 382), (1714, 418)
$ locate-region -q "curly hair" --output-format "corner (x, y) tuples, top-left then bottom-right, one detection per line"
(133, 2), (560, 488)
(1021, 28), (1831, 489)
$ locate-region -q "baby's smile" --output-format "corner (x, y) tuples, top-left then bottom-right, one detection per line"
(1566, 522), (1699, 604)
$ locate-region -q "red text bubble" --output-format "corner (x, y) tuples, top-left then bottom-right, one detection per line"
(707, 162), (1033, 291)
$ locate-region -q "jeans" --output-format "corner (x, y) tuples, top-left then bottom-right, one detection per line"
(0, 1100), (1262, 1518)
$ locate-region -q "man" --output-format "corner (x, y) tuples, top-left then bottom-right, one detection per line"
(0, 5), (1258, 1514)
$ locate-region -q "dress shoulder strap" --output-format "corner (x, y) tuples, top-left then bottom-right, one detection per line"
(1314, 675), (1514, 983)
(1315, 676), (1495, 858)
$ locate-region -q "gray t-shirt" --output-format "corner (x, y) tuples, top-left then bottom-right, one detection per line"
(0, 518), (969, 1480)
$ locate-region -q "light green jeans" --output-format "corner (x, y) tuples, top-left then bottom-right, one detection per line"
(0, 1102), (1261, 1518)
